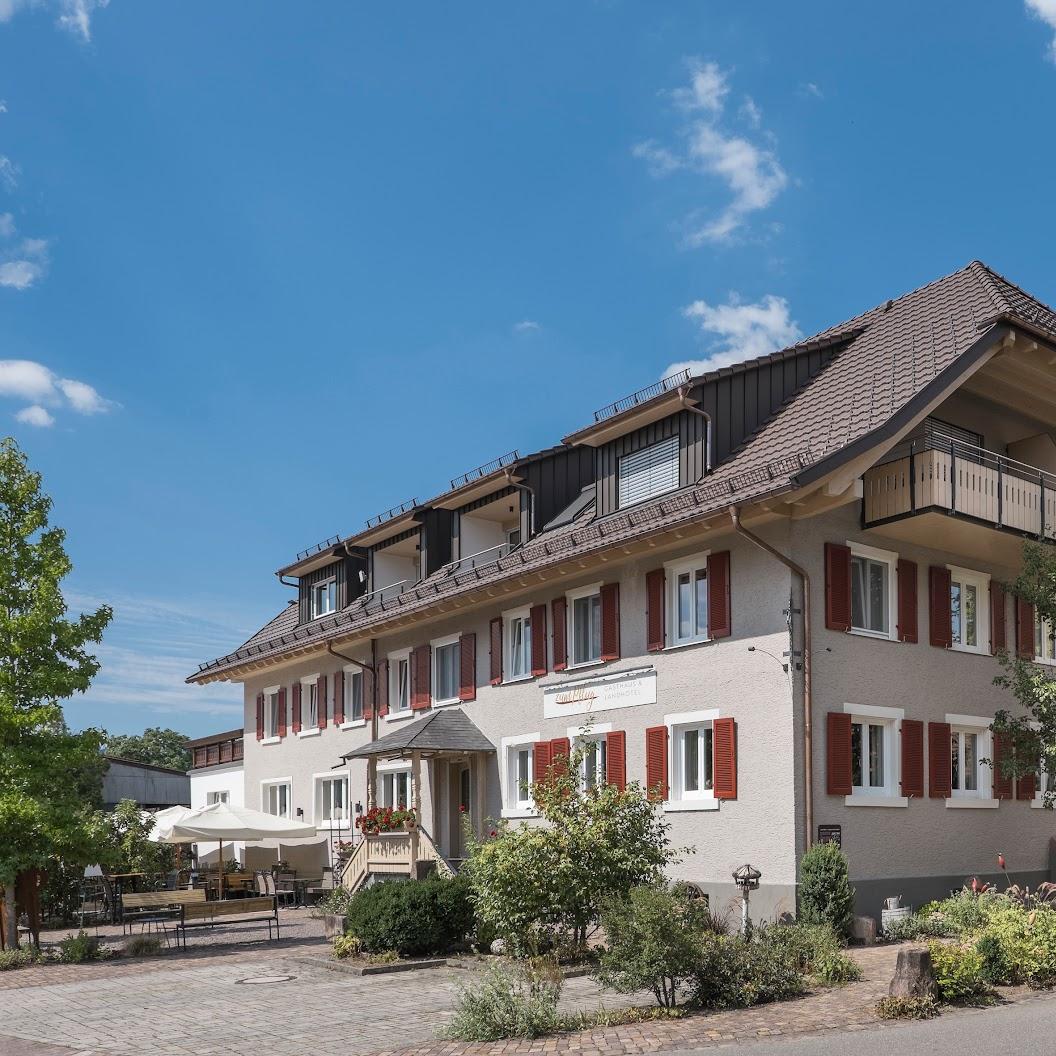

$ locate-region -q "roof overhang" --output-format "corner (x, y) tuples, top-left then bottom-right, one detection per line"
(563, 389), (696, 448)
(428, 469), (518, 511)
(275, 546), (347, 579)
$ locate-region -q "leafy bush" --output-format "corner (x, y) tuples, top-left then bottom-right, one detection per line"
(345, 874), (474, 956)
(593, 885), (712, 1007)
(312, 886), (352, 918)
(123, 935), (163, 958)
(798, 843), (854, 940)
(762, 922), (840, 972)
(0, 947), (41, 971)
(874, 996), (940, 1020)
(57, 930), (101, 964)
(974, 901), (1056, 987)
(886, 913), (956, 941)
(690, 932), (804, 1010)
(332, 934), (364, 960)
(927, 942), (993, 1004)
(975, 932), (1008, 984)
(812, 949), (862, 985)
(440, 960), (562, 1041)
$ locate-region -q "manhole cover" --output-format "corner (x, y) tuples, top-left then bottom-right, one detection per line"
(236, 974), (295, 985)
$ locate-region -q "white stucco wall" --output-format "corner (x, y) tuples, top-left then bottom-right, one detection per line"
(189, 762), (245, 865)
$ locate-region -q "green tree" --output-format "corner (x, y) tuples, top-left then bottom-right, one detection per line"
(0, 438), (113, 947)
(798, 842), (854, 939)
(466, 741), (681, 954)
(99, 799), (175, 875)
(104, 727), (191, 771)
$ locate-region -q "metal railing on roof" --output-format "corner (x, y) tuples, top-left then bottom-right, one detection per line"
(365, 497), (419, 530)
(295, 535), (343, 563)
(449, 450), (519, 490)
(592, 368), (691, 424)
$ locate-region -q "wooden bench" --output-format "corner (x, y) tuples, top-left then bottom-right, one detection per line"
(120, 888), (207, 933)
(175, 896), (279, 949)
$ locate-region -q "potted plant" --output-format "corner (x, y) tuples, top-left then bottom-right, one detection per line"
(311, 887), (351, 939)
(355, 806), (417, 835)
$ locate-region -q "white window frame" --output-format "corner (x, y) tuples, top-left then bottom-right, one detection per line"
(501, 733), (539, 818)
(388, 649), (412, 717)
(503, 606), (533, 684)
(340, 665), (366, 729)
(948, 565), (990, 656)
(665, 552), (710, 648)
(569, 721), (613, 792)
(617, 434), (680, 509)
(945, 713), (997, 808)
(848, 542), (898, 641)
(261, 777), (292, 820)
(206, 790), (230, 805)
(431, 634), (461, 707)
(841, 703), (907, 807)
(310, 578), (337, 620)
(314, 771), (351, 829)
(566, 582), (603, 669)
(1036, 615), (1056, 666)
(262, 684), (281, 744)
(663, 709), (720, 813)
(506, 525), (521, 549)
(376, 760), (412, 809)
(299, 675), (321, 737)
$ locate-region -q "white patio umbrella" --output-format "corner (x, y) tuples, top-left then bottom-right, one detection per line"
(150, 802), (317, 899)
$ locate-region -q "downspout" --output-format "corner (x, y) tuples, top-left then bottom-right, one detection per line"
(503, 468), (535, 540)
(677, 386), (713, 477)
(729, 506), (813, 852)
(325, 639), (378, 743)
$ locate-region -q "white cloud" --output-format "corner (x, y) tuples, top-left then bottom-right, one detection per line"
(0, 156), (17, 191)
(0, 213), (14, 238)
(1026, 0), (1056, 60)
(635, 60), (788, 245)
(58, 377), (111, 414)
(0, 0), (107, 40)
(0, 208), (50, 290)
(799, 82), (824, 99)
(663, 294), (802, 378)
(0, 359), (116, 422)
(15, 404), (55, 427)
(0, 257), (44, 289)
(513, 320), (540, 333)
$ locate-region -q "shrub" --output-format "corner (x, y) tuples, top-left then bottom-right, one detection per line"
(874, 996), (940, 1020)
(975, 901), (1056, 987)
(0, 947), (41, 971)
(312, 886), (352, 918)
(345, 874), (475, 957)
(440, 960), (562, 1041)
(975, 932), (1008, 984)
(927, 942), (992, 1004)
(593, 885), (712, 1007)
(812, 949), (862, 985)
(762, 922), (841, 973)
(798, 843), (854, 940)
(886, 913), (956, 941)
(57, 930), (101, 964)
(332, 934), (364, 960)
(690, 932), (804, 1010)
(123, 935), (164, 958)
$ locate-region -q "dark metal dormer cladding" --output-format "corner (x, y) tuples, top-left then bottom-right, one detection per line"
(516, 445), (595, 533)
(297, 555), (366, 624)
(417, 507), (454, 578)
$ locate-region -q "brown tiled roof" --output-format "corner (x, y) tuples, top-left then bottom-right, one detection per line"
(189, 261), (1054, 684)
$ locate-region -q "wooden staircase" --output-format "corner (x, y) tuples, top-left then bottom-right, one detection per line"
(339, 827), (454, 894)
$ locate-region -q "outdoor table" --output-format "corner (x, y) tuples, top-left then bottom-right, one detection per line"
(107, 873), (147, 923)
(292, 877), (322, 907)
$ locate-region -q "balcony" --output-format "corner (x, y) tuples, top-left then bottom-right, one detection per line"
(863, 431), (1056, 562)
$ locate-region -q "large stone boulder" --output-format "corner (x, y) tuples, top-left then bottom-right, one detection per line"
(889, 947), (939, 999)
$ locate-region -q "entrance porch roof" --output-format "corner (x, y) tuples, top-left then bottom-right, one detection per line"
(339, 708), (495, 761)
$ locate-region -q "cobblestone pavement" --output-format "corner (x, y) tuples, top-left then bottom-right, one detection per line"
(3, 941), (1055, 1056)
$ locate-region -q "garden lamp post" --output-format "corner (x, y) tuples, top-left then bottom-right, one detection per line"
(732, 863), (761, 935)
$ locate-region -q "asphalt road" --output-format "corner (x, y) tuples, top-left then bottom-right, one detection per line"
(663, 997), (1056, 1055)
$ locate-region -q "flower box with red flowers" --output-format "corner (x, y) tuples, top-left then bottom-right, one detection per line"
(356, 805), (417, 834)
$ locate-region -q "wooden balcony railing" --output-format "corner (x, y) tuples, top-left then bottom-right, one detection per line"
(863, 432), (1056, 540)
(339, 826), (453, 894)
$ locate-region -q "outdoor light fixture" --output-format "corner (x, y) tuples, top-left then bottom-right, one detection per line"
(355, 801), (363, 814)
(296, 807), (304, 818)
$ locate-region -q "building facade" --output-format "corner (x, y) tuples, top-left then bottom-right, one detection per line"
(186, 729), (246, 866)
(190, 262), (1056, 921)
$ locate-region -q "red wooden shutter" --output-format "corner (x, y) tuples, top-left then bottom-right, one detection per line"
(993, 732), (1014, 799)
(928, 722), (952, 797)
(825, 543), (852, 632)
(601, 583), (620, 661)
(489, 617), (503, 686)
(605, 731), (627, 790)
(549, 737), (570, 777)
(900, 719), (924, 797)
(896, 559), (918, 643)
(317, 674), (327, 729)
(333, 671), (345, 725)
(533, 741), (553, 787)
(376, 659), (389, 717)
(1016, 598), (1035, 659)
(277, 687), (287, 738)
(363, 665), (375, 720)
(713, 717), (737, 800)
(530, 604), (547, 676)
(645, 725), (668, 801)
(707, 551), (732, 638)
(459, 633), (476, 701)
(990, 583), (1006, 654)
(255, 692), (264, 740)
(292, 682), (302, 733)
(929, 566), (952, 648)
(411, 646), (431, 710)
(826, 712), (852, 795)
(645, 568), (666, 652)
(552, 597), (568, 672)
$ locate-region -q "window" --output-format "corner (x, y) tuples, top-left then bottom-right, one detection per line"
(841, 705), (905, 804)
(302, 678), (319, 728)
(674, 724), (714, 801)
(950, 726), (986, 798)
(206, 790), (229, 805)
(666, 555), (708, 646)
(949, 566), (990, 654)
(504, 609), (532, 681)
(506, 525), (521, 548)
(503, 740), (535, 813)
(263, 687), (281, 739)
(311, 578), (337, 619)
(851, 721), (887, 792)
(317, 775), (350, 826)
(579, 737), (607, 790)
(618, 435), (680, 508)
(345, 668), (364, 721)
(433, 637), (461, 705)
(1036, 616), (1056, 665)
(262, 781), (291, 819)
(849, 545), (896, 637)
(390, 651), (411, 713)
(568, 585), (602, 667)
(379, 769), (411, 808)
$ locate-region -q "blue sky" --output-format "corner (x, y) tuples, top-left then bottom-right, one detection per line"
(1, 1), (1055, 737)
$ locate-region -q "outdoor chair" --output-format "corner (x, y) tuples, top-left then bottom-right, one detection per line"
(254, 870), (267, 896)
(263, 872), (295, 908)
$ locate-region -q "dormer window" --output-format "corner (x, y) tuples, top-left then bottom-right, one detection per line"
(618, 435), (679, 509)
(311, 578), (337, 619)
